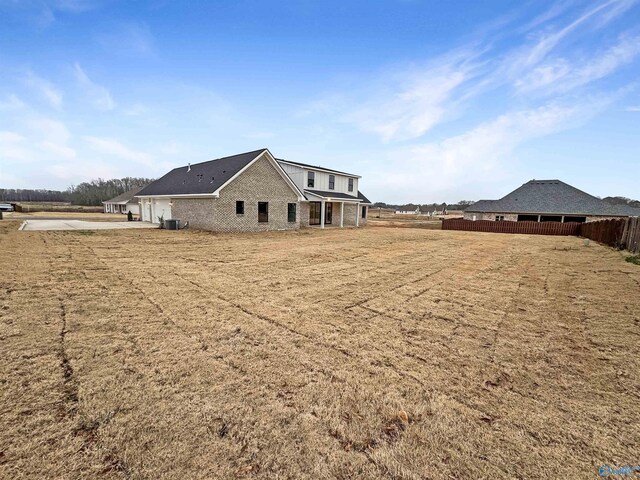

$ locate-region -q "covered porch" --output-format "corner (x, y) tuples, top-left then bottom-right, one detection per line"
(304, 192), (366, 228)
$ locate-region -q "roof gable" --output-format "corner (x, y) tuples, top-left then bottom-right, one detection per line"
(136, 149), (265, 197)
(103, 186), (145, 204)
(466, 180), (640, 216)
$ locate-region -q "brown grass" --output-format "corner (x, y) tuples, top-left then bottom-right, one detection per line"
(1, 224), (639, 479)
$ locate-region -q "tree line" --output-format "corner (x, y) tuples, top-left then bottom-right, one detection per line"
(371, 200), (475, 211)
(0, 177), (154, 206)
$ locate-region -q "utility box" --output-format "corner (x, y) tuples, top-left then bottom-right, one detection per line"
(165, 219), (179, 230)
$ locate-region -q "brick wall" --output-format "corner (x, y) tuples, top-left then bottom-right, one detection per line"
(300, 202), (310, 227)
(172, 155), (300, 232)
(343, 203), (357, 226)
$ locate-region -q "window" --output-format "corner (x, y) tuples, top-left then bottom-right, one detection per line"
(309, 202), (321, 225)
(361, 206), (367, 219)
(348, 178), (354, 192)
(236, 201), (244, 215)
(258, 202), (268, 222)
(307, 171), (315, 188)
(329, 175), (335, 190)
(287, 203), (296, 222)
(517, 214), (539, 222)
(495, 215), (504, 221)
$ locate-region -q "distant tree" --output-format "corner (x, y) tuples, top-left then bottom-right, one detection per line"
(1, 177), (154, 206)
(66, 177), (154, 206)
(603, 196), (640, 208)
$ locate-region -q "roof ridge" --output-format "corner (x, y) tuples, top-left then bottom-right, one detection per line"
(179, 148), (267, 169)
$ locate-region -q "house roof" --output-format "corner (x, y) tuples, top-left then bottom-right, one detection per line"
(276, 159), (360, 178)
(304, 189), (371, 204)
(466, 180), (640, 217)
(103, 186), (146, 204)
(136, 149), (266, 197)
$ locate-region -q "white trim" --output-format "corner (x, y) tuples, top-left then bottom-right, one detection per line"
(277, 159), (361, 179)
(135, 193), (217, 199)
(212, 149), (306, 201)
(303, 190), (362, 203)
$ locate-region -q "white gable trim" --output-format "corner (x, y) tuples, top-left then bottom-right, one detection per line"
(213, 149), (306, 200)
(277, 159), (361, 179)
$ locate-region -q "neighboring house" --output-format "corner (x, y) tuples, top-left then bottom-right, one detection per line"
(103, 186), (144, 215)
(464, 179), (640, 223)
(135, 148), (371, 231)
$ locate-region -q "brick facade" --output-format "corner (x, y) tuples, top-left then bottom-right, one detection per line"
(172, 155), (300, 232)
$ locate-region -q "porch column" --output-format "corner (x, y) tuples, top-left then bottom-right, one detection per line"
(340, 202), (344, 227)
(320, 200), (325, 229)
(356, 203), (360, 227)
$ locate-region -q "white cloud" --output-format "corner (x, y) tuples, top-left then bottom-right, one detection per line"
(83, 136), (153, 164)
(625, 105), (640, 111)
(97, 22), (154, 56)
(74, 63), (115, 110)
(0, 94), (26, 110)
(515, 33), (640, 95)
(0, 130), (33, 161)
(123, 103), (147, 116)
(25, 72), (62, 108)
(346, 63), (471, 142)
(303, 0), (639, 149)
(365, 96), (614, 202)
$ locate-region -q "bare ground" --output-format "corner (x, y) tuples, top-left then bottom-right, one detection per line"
(1, 221), (639, 479)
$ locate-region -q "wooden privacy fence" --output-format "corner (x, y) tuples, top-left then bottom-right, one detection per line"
(441, 219), (581, 236)
(442, 217), (640, 253)
(580, 217), (640, 254)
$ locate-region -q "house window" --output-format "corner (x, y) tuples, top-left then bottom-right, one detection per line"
(495, 215), (505, 221)
(361, 206), (366, 219)
(348, 178), (354, 192)
(287, 203), (296, 223)
(309, 202), (321, 225)
(329, 175), (335, 190)
(236, 201), (244, 215)
(258, 202), (268, 222)
(307, 171), (315, 188)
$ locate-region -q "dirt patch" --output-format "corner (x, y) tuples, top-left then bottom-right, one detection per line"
(1, 227), (638, 478)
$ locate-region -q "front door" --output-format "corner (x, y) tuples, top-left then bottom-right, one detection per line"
(325, 202), (332, 225)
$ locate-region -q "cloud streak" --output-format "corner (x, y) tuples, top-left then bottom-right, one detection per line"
(74, 63), (115, 110)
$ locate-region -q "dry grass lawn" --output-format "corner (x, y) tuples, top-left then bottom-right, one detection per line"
(1, 220), (639, 479)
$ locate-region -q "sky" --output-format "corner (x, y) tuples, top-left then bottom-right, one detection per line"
(0, 0), (639, 204)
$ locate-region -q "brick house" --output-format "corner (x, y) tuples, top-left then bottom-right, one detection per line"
(135, 149), (371, 231)
(464, 179), (640, 223)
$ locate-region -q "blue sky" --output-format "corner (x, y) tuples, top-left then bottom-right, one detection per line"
(1, 0), (639, 203)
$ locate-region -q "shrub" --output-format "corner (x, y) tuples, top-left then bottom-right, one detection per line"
(625, 255), (640, 265)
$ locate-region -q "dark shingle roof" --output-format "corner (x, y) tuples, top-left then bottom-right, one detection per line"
(466, 180), (640, 217)
(305, 189), (371, 203)
(277, 159), (359, 177)
(104, 186), (145, 204)
(136, 149), (265, 197)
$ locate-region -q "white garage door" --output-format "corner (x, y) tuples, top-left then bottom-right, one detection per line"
(152, 199), (172, 223)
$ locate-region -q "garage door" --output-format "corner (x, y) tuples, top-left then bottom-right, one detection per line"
(152, 199), (172, 223)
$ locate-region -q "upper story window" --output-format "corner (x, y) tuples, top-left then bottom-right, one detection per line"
(329, 175), (335, 190)
(348, 178), (354, 192)
(307, 171), (315, 188)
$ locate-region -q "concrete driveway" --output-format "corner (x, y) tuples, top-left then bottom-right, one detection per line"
(21, 220), (157, 231)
